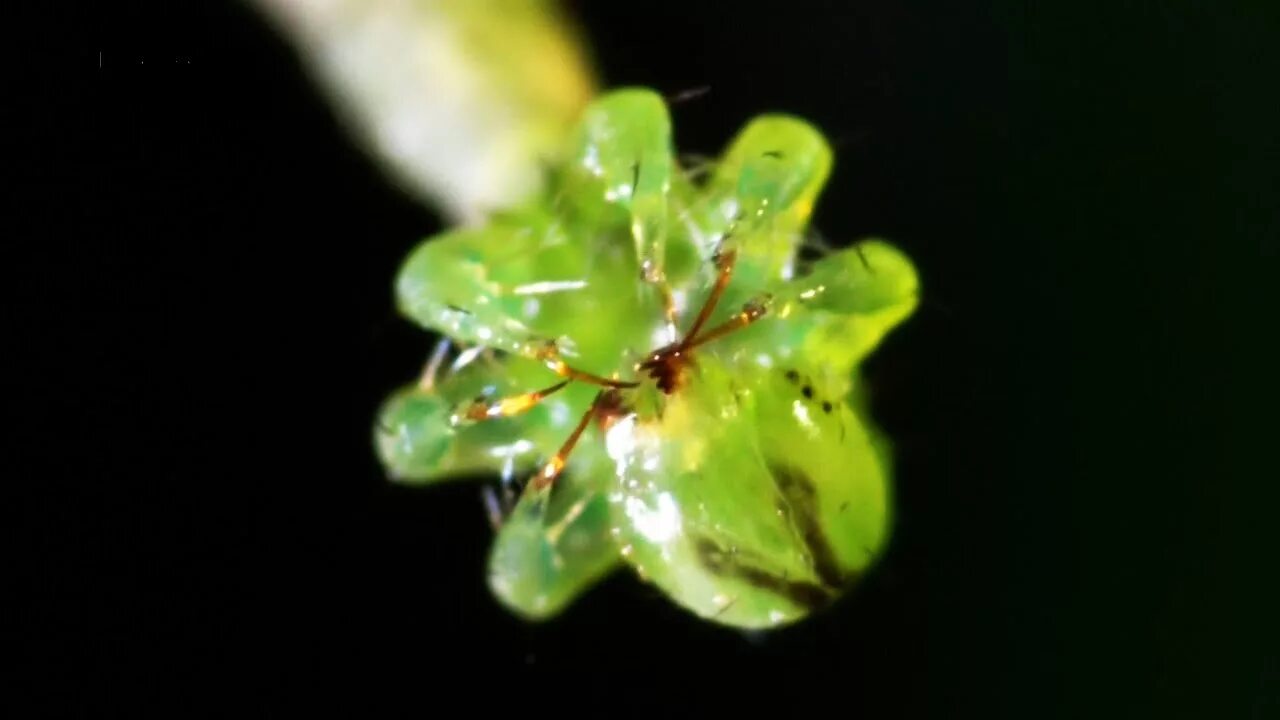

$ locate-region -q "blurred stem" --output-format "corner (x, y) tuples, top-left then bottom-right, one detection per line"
(250, 0), (599, 224)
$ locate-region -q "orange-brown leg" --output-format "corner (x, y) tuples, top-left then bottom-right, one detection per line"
(681, 248), (738, 344)
(528, 390), (607, 495)
(683, 295), (772, 351)
(535, 342), (640, 389)
(454, 379), (571, 424)
(656, 279), (679, 344)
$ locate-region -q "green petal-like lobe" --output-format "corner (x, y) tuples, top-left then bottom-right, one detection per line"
(374, 87), (919, 630)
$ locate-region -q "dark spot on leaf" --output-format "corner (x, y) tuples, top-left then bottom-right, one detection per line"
(854, 243), (875, 273)
(769, 462), (845, 590)
(801, 385), (814, 400)
(693, 536), (833, 612)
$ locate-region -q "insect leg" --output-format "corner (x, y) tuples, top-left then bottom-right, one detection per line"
(681, 247), (738, 343)
(528, 390), (607, 495)
(482, 485), (506, 531)
(535, 343), (640, 389)
(678, 153), (715, 183)
(452, 379), (572, 425)
(417, 337), (452, 391)
(656, 279), (679, 344)
(631, 158), (679, 342)
(683, 294), (772, 351)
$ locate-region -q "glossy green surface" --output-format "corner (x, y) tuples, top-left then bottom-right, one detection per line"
(375, 87), (919, 628)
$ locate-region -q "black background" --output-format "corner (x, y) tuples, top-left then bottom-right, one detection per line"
(25, 0), (1276, 715)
